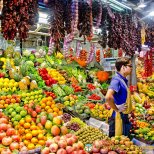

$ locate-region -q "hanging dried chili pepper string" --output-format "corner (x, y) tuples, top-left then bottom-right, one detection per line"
(95, 0), (102, 29)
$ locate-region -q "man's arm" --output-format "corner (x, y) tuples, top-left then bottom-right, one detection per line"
(105, 89), (119, 112)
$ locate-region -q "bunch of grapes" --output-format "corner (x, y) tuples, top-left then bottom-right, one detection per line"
(66, 122), (80, 131)
(62, 113), (71, 123)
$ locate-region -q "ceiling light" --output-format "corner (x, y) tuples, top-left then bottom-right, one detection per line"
(138, 0), (146, 8)
(149, 11), (154, 16)
(39, 12), (48, 18)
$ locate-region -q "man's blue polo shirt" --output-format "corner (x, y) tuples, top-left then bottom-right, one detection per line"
(108, 72), (128, 117)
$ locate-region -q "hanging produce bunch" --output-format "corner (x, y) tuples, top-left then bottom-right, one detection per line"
(1, 0), (38, 40)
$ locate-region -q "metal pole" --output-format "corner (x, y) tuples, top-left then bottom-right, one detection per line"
(20, 39), (23, 55)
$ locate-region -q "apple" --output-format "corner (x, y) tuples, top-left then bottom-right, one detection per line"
(73, 143), (79, 151)
(42, 147), (50, 154)
(93, 140), (102, 148)
(0, 117), (8, 124)
(10, 142), (19, 151)
(71, 135), (78, 143)
(78, 150), (87, 154)
(0, 132), (6, 141)
(1, 149), (12, 154)
(6, 128), (16, 136)
(65, 134), (73, 138)
(58, 140), (67, 148)
(46, 139), (55, 147)
(12, 135), (20, 142)
(49, 143), (58, 153)
(2, 137), (12, 146)
(57, 148), (67, 154)
(66, 146), (74, 154)
(92, 145), (100, 153)
(66, 137), (75, 146)
(0, 123), (8, 131)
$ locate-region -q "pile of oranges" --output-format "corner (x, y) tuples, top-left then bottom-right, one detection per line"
(40, 97), (63, 117)
(16, 116), (46, 150)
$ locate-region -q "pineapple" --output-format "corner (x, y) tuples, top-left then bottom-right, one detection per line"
(23, 76), (30, 85)
(19, 79), (28, 90)
(30, 80), (38, 90)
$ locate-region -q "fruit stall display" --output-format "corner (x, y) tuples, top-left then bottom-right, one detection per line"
(0, 49), (147, 153)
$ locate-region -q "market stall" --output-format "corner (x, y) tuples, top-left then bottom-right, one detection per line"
(0, 0), (154, 154)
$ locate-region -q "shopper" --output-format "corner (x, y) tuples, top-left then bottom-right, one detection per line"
(105, 57), (133, 137)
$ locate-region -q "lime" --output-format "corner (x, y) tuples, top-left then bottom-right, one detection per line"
(11, 118), (15, 122)
(13, 121), (18, 126)
(20, 110), (27, 117)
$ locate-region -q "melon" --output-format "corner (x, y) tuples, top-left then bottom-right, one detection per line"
(51, 125), (60, 136)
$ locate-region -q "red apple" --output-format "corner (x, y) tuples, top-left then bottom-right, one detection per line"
(0, 123), (8, 131)
(92, 145), (100, 153)
(57, 148), (67, 154)
(73, 143), (79, 151)
(66, 146), (75, 154)
(10, 142), (19, 150)
(49, 143), (58, 153)
(32, 111), (37, 118)
(12, 135), (20, 142)
(40, 115), (47, 125)
(65, 134), (73, 138)
(5, 99), (11, 104)
(6, 128), (16, 136)
(78, 150), (87, 154)
(42, 147), (50, 154)
(71, 135), (78, 143)
(58, 140), (67, 149)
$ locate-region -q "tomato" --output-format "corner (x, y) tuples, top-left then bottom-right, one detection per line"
(0, 118), (8, 124)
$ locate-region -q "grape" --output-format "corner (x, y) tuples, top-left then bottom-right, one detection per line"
(62, 113), (71, 122)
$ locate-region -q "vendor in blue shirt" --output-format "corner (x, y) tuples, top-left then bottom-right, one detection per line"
(105, 57), (132, 137)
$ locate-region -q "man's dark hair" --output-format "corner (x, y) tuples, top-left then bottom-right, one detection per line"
(115, 57), (131, 71)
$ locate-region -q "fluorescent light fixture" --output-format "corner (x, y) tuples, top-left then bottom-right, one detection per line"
(109, 0), (132, 10)
(39, 12), (48, 18)
(149, 11), (154, 16)
(110, 3), (124, 11)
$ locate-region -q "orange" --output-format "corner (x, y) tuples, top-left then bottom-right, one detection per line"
(46, 101), (52, 106)
(45, 106), (50, 111)
(24, 123), (31, 129)
(38, 134), (44, 140)
(53, 112), (58, 117)
(0, 104), (4, 109)
(41, 98), (47, 103)
(53, 107), (59, 112)
(11, 98), (16, 104)
(0, 100), (5, 105)
(31, 137), (38, 144)
(25, 133), (32, 140)
(41, 103), (46, 109)
(1, 96), (6, 100)
(19, 119), (25, 126)
(47, 96), (53, 101)
(38, 140), (45, 146)
(51, 104), (55, 108)
(25, 116), (32, 123)
(18, 128), (25, 134)
(30, 125), (37, 130)
(32, 130), (38, 136)
(58, 111), (63, 116)
(25, 129), (30, 134)
(24, 140), (29, 145)
(4, 104), (8, 108)
(28, 143), (35, 150)
(47, 109), (53, 113)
